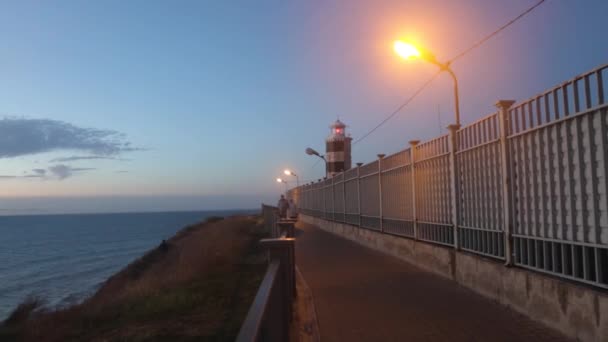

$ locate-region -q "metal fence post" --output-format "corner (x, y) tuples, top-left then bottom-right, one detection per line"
(331, 177), (335, 221)
(448, 124), (461, 249)
(342, 175), (347, 222)
(356, 163), (363, 227)
(378, 154), (385, 233)
(322, 179), (326, 218)
(342, 171), (347, 223)
(497, 100), (516, 265)
(409, 141), (419, 240)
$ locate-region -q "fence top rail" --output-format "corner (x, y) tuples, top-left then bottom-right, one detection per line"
(458, 111), (498, 131)
(359, 160), (379, 177)
(511, 63), (608, 111)
(508, 63), (608, 134)
(344, 167), (358, 180)
(235, 260), (280, 342)
(334, 173), (344, 182)
(381, 148), (411, 170)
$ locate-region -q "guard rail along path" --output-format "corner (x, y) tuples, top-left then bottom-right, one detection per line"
(236, 205), (296, 342)
(289, 63), (608, 341)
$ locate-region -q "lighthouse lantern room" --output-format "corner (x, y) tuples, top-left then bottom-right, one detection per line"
(326, 119), (352, 177)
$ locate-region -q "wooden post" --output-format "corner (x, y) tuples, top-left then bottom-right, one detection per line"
(497, 100), (516, 265)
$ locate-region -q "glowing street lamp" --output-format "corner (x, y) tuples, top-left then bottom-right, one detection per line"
(276, 177), (288, 193)
(284, 169), (300, 187)
(393, 40), (461, 127)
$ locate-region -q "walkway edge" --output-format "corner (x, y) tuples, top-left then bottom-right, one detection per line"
(290, 266), (321, 342)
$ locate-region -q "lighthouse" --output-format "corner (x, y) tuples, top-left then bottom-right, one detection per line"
(326, 119), (352, 177)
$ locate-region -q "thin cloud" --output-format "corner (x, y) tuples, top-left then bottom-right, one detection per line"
(49, 155), (131, 163)
(0, 117), (141, 158)
(0, 165), (96, 181)
(47, 164), (96, 180)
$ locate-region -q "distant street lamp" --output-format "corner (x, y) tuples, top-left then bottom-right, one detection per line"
(276, 177), (288, 193)
(393, 40), (461, 127)
(284, 169), (300, 187)
(305, 147), (328, 178)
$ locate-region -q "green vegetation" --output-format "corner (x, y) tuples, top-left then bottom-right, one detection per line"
(0, 215), (269, 342)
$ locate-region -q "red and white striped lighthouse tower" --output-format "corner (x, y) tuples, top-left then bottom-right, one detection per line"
(326, 119), (352, 177)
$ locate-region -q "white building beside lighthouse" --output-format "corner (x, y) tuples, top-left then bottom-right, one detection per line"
(325, 119), (352, 177)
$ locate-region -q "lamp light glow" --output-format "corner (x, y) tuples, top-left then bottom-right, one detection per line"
(393, 41), (421, 60)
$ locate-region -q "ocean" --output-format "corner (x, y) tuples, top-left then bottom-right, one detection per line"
(0, 210), (255, 321)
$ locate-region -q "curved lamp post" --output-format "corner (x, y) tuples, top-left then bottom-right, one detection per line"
(393, 40), (461, 127)
(305, 147), (328, 178)
(284, 169), (300, 187)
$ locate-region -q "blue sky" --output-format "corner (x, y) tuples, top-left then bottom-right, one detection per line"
(0, 0), (607, 213)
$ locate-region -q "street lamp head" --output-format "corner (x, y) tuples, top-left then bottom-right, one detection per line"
(393, 39), (459, 126)
(284, 169), (293, 176)
(393, 41), (421, 60)
(305, 147), (320, 156)
(276, 178), (283, 183)
(393, 40), (439, 66)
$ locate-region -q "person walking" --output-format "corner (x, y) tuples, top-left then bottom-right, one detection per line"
(277, 195), (288, 218)
(287, 198), (298, 219)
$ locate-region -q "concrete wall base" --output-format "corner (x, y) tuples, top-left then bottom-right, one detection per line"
(300, 214), (607, 342)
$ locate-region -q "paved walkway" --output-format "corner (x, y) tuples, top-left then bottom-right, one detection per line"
(295, 222), (572, 342)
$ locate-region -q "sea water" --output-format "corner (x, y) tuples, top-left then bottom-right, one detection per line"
(0, 210), (254, 320)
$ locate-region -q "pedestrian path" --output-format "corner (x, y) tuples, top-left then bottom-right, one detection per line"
(294, 221), (572, 342)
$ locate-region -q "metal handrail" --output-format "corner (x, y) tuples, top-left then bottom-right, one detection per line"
(236, 260), (280, 342)
(237, 207), (297, 341)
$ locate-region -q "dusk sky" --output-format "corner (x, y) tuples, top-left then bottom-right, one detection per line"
(0, 0), (607, 214)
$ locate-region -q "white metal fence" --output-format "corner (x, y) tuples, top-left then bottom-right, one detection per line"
(290, 64), (608, 289)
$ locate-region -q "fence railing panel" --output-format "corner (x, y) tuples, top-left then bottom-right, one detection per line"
(456, 113), (505, 258)
(324, 184), (333, 220)
(360, 173), (380, 230)
(291, 63), (608, 289)
(509, 108), (607, 245)
(333, 180), (345, 222)
(381, 148), (411, 171)
(344, 178), (359, 213)
(414, 135), (452, 245)
(381, 165), (413, 221)
(414, 157), (451, 223)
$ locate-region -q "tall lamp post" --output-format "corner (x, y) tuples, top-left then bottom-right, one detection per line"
(305, 147), (328, 178)
(284, 169), (300, 187)
(276, 178), (288, 194)
(393, 41), (461, 127)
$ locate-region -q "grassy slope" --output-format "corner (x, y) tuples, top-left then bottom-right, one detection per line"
(0, 215), (268, 342)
